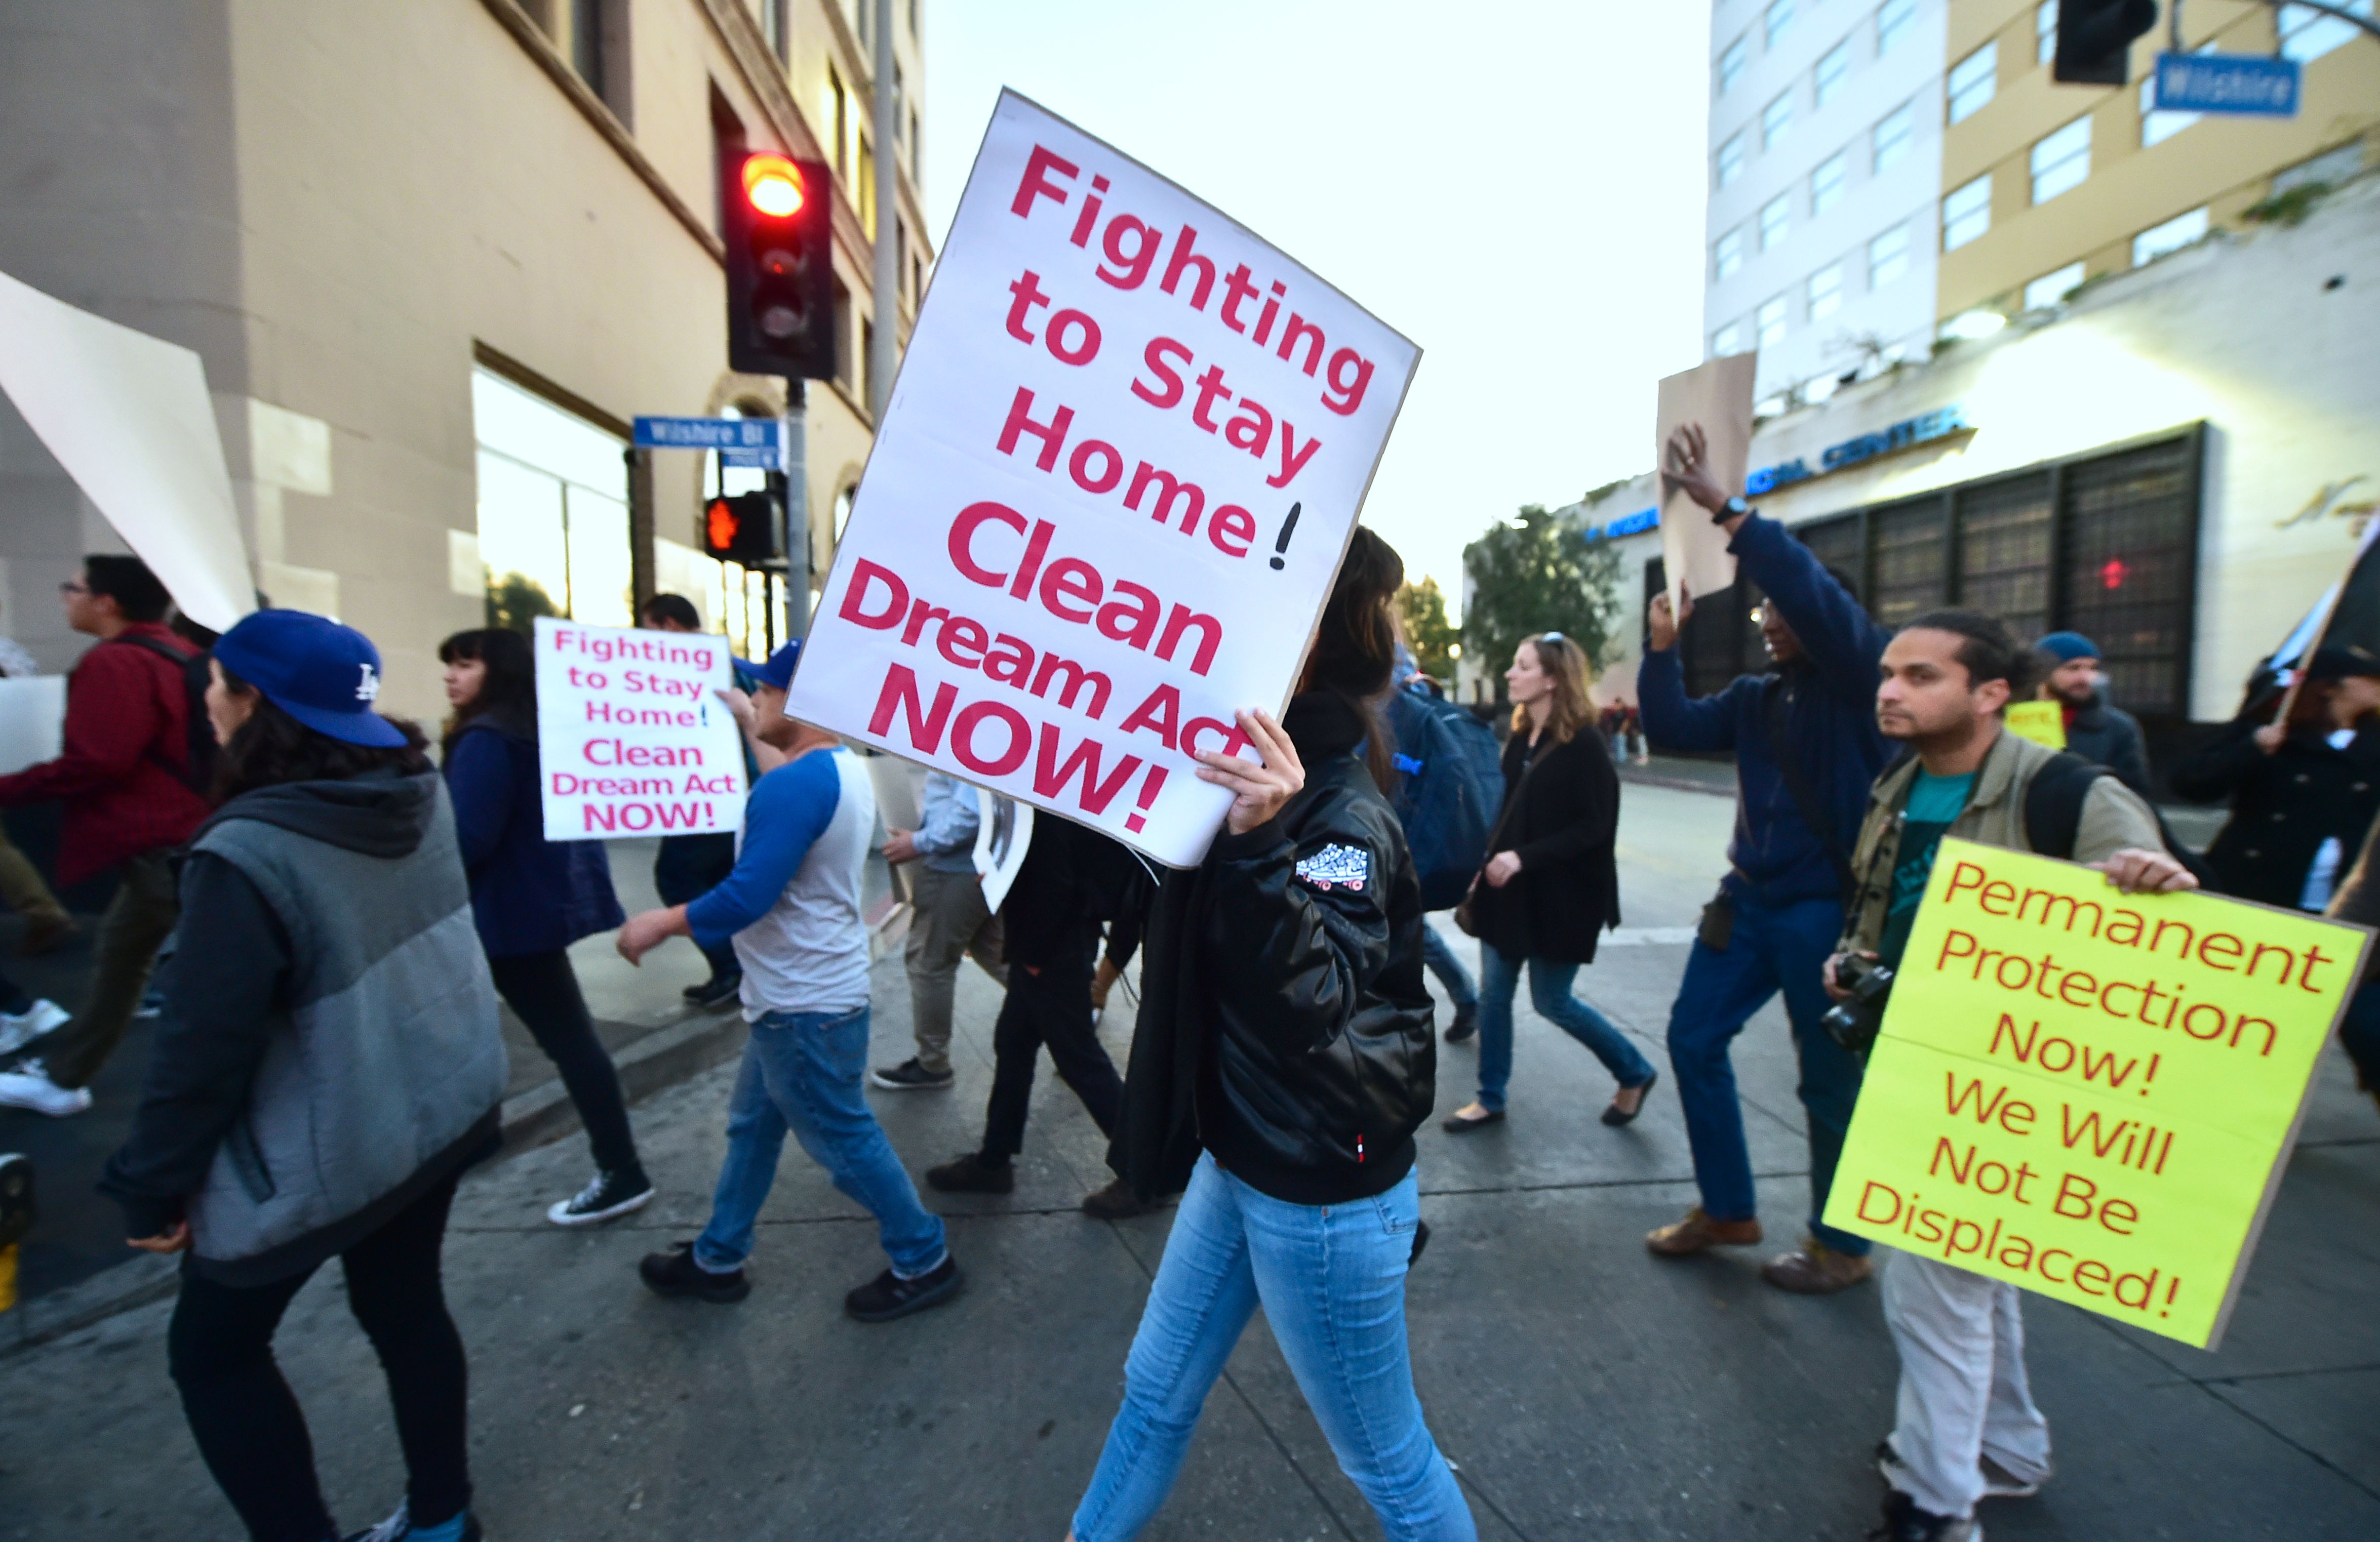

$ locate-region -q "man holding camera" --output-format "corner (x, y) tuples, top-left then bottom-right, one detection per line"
(1640, 425), (1892, 1293)
(1830, 610), (2191, 1542)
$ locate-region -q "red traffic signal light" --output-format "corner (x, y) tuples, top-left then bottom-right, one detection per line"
(723, 151), (834, 380)
(701, 492), (780, 567)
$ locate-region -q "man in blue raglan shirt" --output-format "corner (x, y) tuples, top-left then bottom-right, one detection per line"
(615, 641), (962, 1323)
(1638, 422), (1893, 1295)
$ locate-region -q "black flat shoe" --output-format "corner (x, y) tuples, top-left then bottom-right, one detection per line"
(1602, 1071), (1658, 1126)
(1442, 1106), (1505, 1133)
(1443, 1003), (1477, 1043)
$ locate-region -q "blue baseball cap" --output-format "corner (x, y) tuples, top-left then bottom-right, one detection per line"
(752, 639), (803, 692)
(212, 610), (408, 748)
(2036, 631), (2099, 663)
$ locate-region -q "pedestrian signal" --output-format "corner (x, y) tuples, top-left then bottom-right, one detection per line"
(724, 152), (835, 380)
(702, 492), (779, 566)
(2054, 0), (2158, 86)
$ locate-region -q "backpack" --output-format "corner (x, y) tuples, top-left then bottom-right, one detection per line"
(1383, 687), (1506, 911)
(116, 634), (216, 794)
(2022, 750), (2216, 886)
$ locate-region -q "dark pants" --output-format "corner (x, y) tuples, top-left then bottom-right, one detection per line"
(169, 1174), (470, 1541)
(982, 924), (1122, 1162)
(2342, 978), (2380, 1092)
(488, 949), (642, 1176)
(655, 832), (740, 983)
(45, 849), (180, 1088)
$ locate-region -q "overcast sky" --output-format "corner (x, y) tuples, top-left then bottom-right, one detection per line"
(920, 1), (1715, 615)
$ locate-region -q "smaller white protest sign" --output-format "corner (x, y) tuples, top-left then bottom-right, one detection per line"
(973, 787), (1034, 914)
(1654, 352), (1756, 614)
(532, 617), (746, 842)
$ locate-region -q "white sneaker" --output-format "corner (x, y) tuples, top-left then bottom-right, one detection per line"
(0, 999), (69, 1057)
(0, 1058), (92, 1117)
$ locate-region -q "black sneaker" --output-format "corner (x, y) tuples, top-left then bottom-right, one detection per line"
(845, 1254), (964, 1321)
(344, 1500), (485, 1541)
(1081, 1175), (1162, 1219)
(871, 1058), (956, 1091)
(546, 1167), (654, 1227)
(639, 1241), (751, 1304)
(1867, 1491), (1978, 1541)
(926, 1151), (1014, 1193)
(682, 971), (742, 1009)
(1443, 1002), (1478, 1043)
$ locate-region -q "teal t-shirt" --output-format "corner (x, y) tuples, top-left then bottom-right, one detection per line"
(1879, 770), (1975, 968)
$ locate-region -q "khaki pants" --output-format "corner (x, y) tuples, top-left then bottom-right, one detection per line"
(1881, 1249), (2053, 1520)
(45, 850), (180, 1089)
(0, 829), (70, 930)
(902, 864), (1005, 1075)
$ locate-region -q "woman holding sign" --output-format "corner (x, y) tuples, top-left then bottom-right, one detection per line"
(1441, 632), (1656, 1133)
(439, 627), (652, 1228)
(1084, 529), (1473, 1542)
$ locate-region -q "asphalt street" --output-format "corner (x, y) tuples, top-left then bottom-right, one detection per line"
(2, 781), (2374, 1540)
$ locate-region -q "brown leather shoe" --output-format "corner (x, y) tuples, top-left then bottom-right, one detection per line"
(1646, 1207), (1763, 1256)
(1760, 1239), (1873, 1293)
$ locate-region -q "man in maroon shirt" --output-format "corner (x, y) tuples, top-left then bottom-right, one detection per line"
(0, 556), (210, 1115)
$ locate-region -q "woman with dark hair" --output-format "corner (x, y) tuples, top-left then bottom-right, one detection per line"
(100, 609), (506, 1542)
(1442, 631), (1655, 1133)
(439, 627), (649, 1225)
(1078, 528), (1475, 1541)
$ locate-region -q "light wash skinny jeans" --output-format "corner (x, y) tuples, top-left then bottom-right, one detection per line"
(1070, 1155), (1474, 1542)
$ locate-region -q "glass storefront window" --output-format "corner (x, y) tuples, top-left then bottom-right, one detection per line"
(471, 369), (632, 629)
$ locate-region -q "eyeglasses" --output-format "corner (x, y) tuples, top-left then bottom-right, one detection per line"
(57, 581), (89, 598)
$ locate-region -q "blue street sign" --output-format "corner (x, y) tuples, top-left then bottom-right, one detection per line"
(2154, 52), (2300, 117)
(633, 415), (782, 455)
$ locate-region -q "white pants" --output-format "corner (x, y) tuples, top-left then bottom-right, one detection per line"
(1881, 1249), (2054, 1519)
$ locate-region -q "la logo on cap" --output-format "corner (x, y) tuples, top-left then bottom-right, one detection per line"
(355, 662), (381, 702)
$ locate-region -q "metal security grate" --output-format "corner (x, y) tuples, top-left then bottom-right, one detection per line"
(2060, 438), (2198, 717)
(1797, 514), (1866, 601)
(1957, 472), (2054, 643)
(1870, 497), (1951, 629)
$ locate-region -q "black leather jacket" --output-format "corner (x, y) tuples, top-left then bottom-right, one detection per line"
(1110, 692), (1436, 1205)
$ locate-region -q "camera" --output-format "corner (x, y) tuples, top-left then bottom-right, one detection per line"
(1820, 954), (1895, 1054)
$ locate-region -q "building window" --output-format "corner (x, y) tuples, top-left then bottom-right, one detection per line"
(1713, 320), (1746, 356)
(471, 369), (633, 631)
(1762, 92), (1794, 151)
(1812, 149), (1848, 214)
(1814, 39), (1852, 107)
(2282, 1), (2376, 65)
(2037, 2), (2059, 66)
(2140, 45), (2214, 147)
(1869, 223), (1911, 288)
(1715, 228), (1745, 281)
(1766, 0), (1796, 49)
(857, 0), (873, 50)
(1877, 0), (1917, 55)
(2133, 206), (2210, 266)
(1872, 102), (1915, 174)
(1719, 34), (1750, 95)
(1808, 261), (1844, 321)
(827, 68), (850, 179)
(1942, 174), (1992, 251)
(759, 0), (788, 61)
(1717, 131), (1748, 187)
(1757, 294), (1789, 348)
(1760, 193), (1792, 252)
(1949, 42), (1997, 124)
(2024, 261), (2087, 311)
(2030, 115), (2092, 204)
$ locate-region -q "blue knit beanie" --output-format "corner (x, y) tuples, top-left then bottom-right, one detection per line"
(2035, 631), (2098, 663)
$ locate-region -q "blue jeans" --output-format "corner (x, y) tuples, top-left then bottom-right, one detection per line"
(1474, 940), (1655, 1111)
(1073, 1156), (1474, 1542)
(1663, 891), (1868, 1254)
(1420, 919), (1476, 1010)
(693, 1005), (947, 1278)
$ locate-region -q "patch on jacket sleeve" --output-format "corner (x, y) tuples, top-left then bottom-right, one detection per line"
(1294, 842), (1371, 892)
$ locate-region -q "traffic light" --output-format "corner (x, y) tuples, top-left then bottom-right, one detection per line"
(2054, 0), (2158, 86)
(723, 151), (835, 379)
(702, 491), (780, 566)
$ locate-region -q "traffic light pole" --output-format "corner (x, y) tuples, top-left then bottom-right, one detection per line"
(780, 378), (810, 639)
(868, 0), (899, 423)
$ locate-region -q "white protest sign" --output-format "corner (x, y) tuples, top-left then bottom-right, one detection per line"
(1654, 351), (1756, 615)
(784, 90), (1419, 868)
(532, 617), (746, 841)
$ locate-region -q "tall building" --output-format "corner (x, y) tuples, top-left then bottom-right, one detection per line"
(1936, 1), (2379, 329)
(0, 0), (930, 722)
(1703, 0), (1950, 408)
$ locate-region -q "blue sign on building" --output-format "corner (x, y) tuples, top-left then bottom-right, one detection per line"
(632, 415), (783, 469)
(2153, 52), (2300, 117)
(1745, 405), (1970, 496)
(1590, 507), (1658, 541)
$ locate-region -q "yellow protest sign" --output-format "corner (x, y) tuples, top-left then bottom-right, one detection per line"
(1823, 837), (2371, 1348)
(2005, 701), (2066, 749)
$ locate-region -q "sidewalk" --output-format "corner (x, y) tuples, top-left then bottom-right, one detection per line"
(2, 784), (2373, 1538)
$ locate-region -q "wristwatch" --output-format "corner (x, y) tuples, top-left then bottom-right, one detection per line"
(1713, 495), (1750, 524)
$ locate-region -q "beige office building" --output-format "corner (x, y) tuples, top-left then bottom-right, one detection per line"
(0, 0), (931, 724)
(1937, 1), (2377, 326)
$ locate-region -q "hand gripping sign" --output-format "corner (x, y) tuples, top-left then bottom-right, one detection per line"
(783, 91), (1419, 868)
(534, 617), (747, 841)
(1823, 838), (2372, 1348)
